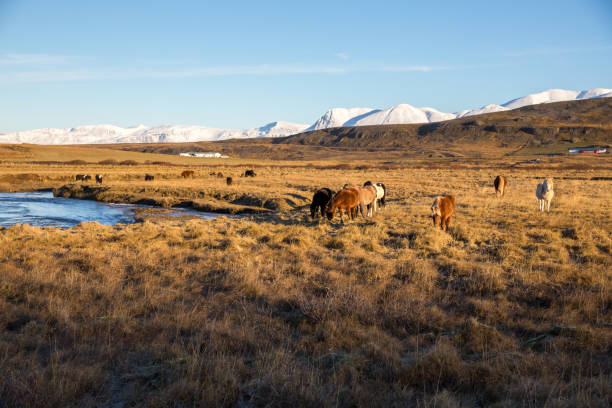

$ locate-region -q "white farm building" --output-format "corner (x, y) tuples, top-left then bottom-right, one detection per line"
(179, 152), (229, 158)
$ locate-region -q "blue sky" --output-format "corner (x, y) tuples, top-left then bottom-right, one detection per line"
(0, 0), (611, 132)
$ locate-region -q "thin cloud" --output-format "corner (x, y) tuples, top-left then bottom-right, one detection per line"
(0, 61), (457, 84)
(0, 53), (74, 65)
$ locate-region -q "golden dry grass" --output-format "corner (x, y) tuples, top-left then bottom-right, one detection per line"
(0, 155), (611, 407)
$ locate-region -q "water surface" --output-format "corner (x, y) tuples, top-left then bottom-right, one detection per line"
(0, 191), (222, 228)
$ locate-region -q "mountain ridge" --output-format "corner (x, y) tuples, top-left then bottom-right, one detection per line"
(1, 88), (610, 145)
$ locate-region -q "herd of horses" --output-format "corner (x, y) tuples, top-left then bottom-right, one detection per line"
(72, 170), (555, 232)
(311, 175), (555, 231)
(310, 181), (387, 223)
(75, 174), (103, 184)
(75, 169), (258, 186)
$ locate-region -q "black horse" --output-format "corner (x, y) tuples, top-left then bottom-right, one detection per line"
(310, 188), (334, 218)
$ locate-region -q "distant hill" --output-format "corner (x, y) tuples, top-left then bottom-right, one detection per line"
(305, 88), (612, 130)
(1, 88), (610, 145)
(101, 97), (611, 159)
(276, 97), (612, 157)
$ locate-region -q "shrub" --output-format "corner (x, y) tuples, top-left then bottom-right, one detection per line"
(119, 160), (139, 166)
(98, 159), (118, 165)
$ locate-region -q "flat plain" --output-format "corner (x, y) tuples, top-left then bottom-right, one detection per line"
(0, 144), (611, 407)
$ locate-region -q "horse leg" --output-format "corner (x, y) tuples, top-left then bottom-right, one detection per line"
(445, 216), (452, 231)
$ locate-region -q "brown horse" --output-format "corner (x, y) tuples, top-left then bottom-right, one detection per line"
(494, 175), (507, 198)
(181, 170), (195, 178)
(325, 188), (359, 223)
(431, 195), (456, 231)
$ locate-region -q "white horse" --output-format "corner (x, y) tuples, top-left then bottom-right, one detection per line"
(363, 181), (386, 211)
(536, 178), (554, 212)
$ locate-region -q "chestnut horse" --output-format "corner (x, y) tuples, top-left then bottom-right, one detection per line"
(431, 195), (456, 231)
(494, 175), (507, 198)
(326, 188), (359, 223)
(181, 170), (195, 179)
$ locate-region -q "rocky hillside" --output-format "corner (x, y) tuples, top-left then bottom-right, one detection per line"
(277, 97), (612, 156)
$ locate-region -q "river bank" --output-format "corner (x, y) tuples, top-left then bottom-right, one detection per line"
(52, 184), (279, 215)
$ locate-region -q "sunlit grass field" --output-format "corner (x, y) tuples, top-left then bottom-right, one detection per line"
(0, 150), (611, 406)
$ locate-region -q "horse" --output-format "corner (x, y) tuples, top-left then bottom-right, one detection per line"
(181, 170), (195, 178)
(217, 172), (224, 178)
(310, 188), (334, 218)
(325, 188), (359, 223)
(364, 181), (386, 209)
(431, 195), (456, 231)
(536, 178), (554, 212)
(145, 174), (155, 181)
(226, 177), (233, 186)
(494, 175), (507, 198)
(95, 174), (103, 184)
(356, 185), (378, 217)
(243, 170), (256, 177)
(76, 174), (91, 182)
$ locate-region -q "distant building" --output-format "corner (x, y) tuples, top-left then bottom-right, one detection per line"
(568, 147), (607, 155)
(179, 152), (229, 158)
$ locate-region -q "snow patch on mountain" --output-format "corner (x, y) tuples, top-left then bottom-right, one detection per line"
(0, 122), (309, 145)
(306, 108), (377, 131)
(308, 88), (611, 130)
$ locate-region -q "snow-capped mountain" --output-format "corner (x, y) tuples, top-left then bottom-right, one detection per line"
(309, 88), (612, 130)
(0, 121), (309, 145)
(1, 88), (610, 145)
(306, 108), (378, 131)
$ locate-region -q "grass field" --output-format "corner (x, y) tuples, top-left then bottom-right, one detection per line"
(0, 146), (611, 407)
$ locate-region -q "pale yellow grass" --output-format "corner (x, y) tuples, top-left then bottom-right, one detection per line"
(0, 157), (611, 406)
